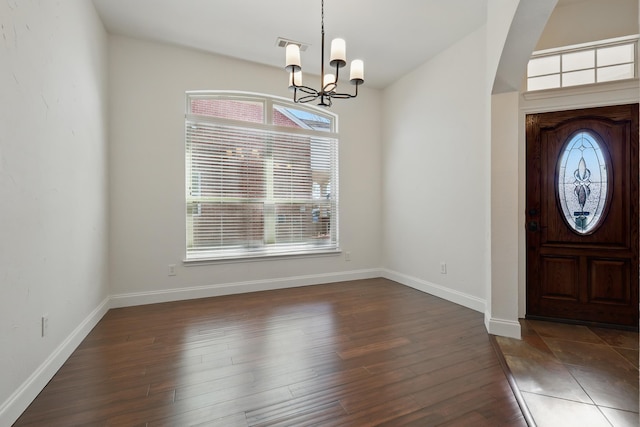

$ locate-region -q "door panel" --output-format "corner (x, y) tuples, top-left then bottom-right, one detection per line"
(526, 104), (638, 328)
(588, 259), (630, 304)
(540, 256), (578, 300)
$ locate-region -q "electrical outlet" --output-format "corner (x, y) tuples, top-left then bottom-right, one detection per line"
(345, 251), (351, 261)
(41, 315), (49, 337)
(440, 262), (447, 274)
(168, 264), (177, 276)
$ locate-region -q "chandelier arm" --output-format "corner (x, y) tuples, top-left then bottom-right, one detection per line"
(297, 85), (321, 96)
(289, 69), (322, 97)
(297, 93), (321, 104)
(322, 63), (340, 93)
(328, 93), (354, 99)
(294, 87), (322, 103)
(329, 82), (360, 99)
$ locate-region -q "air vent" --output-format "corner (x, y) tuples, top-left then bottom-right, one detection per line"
(276, 37), (309, 52)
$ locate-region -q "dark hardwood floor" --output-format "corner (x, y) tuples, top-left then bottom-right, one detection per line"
(14, 278), (525, 426)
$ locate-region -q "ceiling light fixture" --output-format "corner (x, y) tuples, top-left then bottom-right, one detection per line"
(285, 0), (364, 107)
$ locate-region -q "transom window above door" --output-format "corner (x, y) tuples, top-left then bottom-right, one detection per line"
(527, 35), (638, 91)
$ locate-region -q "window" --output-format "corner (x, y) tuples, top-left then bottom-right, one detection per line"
(557, 131), (609, 234)
(527, 35), (637, 91)
(185, 92), (339, 261)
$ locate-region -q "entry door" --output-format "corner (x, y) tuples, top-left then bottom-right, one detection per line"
(526, 104), (638, 328)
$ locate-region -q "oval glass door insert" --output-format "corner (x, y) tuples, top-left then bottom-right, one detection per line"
(558, 131), (608, 234)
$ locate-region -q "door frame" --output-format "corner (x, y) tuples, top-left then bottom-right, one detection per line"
(516, 80), (640, 320)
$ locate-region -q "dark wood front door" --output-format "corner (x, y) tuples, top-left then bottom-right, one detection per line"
(526, 104), (639, 328)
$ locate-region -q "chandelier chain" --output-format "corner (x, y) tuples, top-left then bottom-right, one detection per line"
(321, 0), (324, 35)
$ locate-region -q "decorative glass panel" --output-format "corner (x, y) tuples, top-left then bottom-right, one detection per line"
(557, 131), (608, 234)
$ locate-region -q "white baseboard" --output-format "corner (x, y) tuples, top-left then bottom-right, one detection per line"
(485, 316), (522, 339)
(0, 296), (111, 427)
(110, 268), (383, 308)
(382, 268), (486, 313)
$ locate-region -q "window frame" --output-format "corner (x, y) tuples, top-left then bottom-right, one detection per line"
(184, 91), (340, 263)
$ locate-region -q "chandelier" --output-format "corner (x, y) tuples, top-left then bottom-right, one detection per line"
(284, 0), (364, 107)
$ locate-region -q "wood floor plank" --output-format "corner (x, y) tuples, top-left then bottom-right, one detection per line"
(338, 356), (499, 416)
(321, 394), (422, 427)
(13, 278), (525, 426)
(247, 400), (346, 427)
(336, 336), (411, 360)
(146, 386), (294, 426)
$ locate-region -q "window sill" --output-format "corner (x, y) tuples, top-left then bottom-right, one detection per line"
(183, 248), (342, 266)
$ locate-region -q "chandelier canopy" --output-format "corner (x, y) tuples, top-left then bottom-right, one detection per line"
(284, 0), (364, 107)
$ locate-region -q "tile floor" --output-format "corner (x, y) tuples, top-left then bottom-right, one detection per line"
(495, 319), (639, 427)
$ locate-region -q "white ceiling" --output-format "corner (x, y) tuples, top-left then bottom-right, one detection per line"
(92, 0), (489, 89)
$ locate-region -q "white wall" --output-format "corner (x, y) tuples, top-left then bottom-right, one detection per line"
(489, 91), (521, 335)
(108, 36), (383, 303)
(0, 1), (109, 424)
(536, 0), (638, 50)
(381, 27), (489, 312)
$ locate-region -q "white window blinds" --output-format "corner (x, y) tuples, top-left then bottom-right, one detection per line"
(185, 93), (338, 261)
